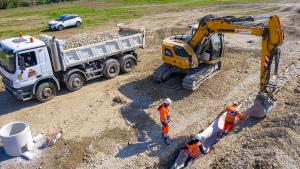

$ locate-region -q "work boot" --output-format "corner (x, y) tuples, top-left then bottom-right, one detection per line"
(164, 136), (172, 145)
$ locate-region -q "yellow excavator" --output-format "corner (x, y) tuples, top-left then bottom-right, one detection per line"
(153, 14), (284, 97)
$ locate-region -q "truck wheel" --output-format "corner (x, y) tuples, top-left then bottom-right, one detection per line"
(76, 21), (81, 27)
(58, 25), (64, 31)
(104, 59), (120, 79)
(121, 55), (136, 73)
(36, 82), (57, 102)
(66, 73), (85, 92)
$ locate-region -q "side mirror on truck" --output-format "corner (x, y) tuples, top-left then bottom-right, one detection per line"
(18, 55), (26, 72)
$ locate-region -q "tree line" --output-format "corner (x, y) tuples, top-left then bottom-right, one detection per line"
(0, 0), (78, 9)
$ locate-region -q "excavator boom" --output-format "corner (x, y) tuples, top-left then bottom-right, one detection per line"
(189, 14), (284, 96)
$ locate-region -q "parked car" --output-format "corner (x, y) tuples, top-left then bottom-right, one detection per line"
(48, 14), (82, 31)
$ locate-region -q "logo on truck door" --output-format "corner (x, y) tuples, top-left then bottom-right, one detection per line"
(28, 69), (36, 78)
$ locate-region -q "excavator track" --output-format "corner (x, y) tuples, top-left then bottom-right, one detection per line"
(182, 62), (220, 90)
(152, 63), (174, 82)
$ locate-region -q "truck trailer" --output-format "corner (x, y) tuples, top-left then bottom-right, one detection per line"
(0, 27), (145, 102)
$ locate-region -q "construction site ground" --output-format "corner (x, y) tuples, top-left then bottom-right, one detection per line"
(0, 0), (300, 168)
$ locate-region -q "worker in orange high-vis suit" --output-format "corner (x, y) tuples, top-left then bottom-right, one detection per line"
(221, 102), (244, 134)
(183, 139), (209, 167)
(158, 98), (172, 145)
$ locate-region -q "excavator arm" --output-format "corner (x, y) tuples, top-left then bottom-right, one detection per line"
(189, 14), (284, 96)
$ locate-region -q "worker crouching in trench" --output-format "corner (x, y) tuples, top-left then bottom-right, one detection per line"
(183, 139), (209, 166)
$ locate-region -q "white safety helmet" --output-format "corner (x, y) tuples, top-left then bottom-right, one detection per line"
(164, 98), (172, 105)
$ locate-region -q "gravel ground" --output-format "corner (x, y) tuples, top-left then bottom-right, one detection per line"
(64, 30), (139, 49)
(0, 1), (299, 169)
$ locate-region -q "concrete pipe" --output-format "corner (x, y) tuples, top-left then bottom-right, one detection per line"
(0, 121), (33, 156)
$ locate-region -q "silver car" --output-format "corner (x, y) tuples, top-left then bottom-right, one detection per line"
(48, 14), (82, 31)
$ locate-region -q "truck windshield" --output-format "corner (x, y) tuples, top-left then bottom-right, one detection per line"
(0, 48), (15, 73)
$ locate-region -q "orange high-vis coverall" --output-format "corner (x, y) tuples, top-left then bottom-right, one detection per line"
(158, 104), (170, 135)
(184, 143), (201, 159)
(222, 104), (242, 132)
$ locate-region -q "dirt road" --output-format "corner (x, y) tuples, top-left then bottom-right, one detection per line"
(0, 1), (299, 169)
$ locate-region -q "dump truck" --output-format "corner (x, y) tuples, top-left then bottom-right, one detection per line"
(0, 27), (145, 102)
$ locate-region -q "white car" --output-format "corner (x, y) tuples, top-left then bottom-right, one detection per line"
(48, 14), (82, 31)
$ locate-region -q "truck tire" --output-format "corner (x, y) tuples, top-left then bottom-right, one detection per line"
(66, 73), (85, 92)
(58, 25), (64, 31)
(120, 55), (136, 73)
(76, 21), (81, 27)
(36, 82), (57, 102)
(104, 59), (120, 79)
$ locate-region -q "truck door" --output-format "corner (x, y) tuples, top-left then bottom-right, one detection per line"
(16, 49), (42, 87)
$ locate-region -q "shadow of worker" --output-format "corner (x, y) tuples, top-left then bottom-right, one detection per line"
(116, 76), (192, 158)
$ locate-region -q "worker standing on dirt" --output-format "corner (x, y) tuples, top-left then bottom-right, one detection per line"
(158, 98), (172, 145)
(221, 102), (244, 134)
(183, 139), (209, 167)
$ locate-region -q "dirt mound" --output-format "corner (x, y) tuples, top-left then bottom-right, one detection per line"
(29, 127), (136, 169)
(146, 27), (188, 46)
(279, 6), (293, 12)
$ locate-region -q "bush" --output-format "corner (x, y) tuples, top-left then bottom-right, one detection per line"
(20, 0), (31, 7)
(0, 0), (78, 9)
(0, 0), (9, 9)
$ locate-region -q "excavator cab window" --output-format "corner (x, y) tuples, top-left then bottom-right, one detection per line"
(173, 45), (190, 57)
(164, 48), (173, 57)
(210, 34), (223, 59)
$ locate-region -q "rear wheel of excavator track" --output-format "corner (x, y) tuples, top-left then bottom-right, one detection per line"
(152, 63), (173, 82)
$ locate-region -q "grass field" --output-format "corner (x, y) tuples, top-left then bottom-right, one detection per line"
(0, 0), (262, 38)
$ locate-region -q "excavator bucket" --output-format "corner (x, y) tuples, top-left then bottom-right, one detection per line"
(240, 93), (275, 118)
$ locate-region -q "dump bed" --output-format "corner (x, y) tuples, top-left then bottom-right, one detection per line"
(40, 27), (145, 71)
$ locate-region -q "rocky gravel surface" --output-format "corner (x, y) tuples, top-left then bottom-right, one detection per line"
(64, 30), (138, 49)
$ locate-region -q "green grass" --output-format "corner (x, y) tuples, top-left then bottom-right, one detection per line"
(0, 0), (263, 39)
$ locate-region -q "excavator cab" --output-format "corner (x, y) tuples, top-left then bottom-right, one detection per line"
(197, 33), (224, 64)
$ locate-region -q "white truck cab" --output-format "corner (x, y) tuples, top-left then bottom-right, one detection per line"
(0, 35), (58, 101)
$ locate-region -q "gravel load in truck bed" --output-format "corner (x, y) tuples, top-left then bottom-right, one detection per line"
(64, 30), (139, 49)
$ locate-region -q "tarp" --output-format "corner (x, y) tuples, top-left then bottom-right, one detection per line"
(194, 112), (226, 149)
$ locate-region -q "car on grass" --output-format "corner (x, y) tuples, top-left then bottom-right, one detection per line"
(48, 14), (81, 31)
